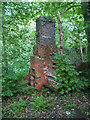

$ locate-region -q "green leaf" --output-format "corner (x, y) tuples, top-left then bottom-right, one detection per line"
(68, 87), (71, 91)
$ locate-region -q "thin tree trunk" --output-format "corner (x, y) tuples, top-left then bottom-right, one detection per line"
(86, 44), (87, 54)
(80, 41), (84, 62)
(57, 11), (63, 55)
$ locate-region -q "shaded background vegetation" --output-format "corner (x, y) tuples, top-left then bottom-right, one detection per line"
(1, 1), (89, 97)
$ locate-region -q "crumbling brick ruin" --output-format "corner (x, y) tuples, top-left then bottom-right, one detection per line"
(26, 16), (58, 91)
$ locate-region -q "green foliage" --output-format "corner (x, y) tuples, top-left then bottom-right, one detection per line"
(78, 76), (88, 90)
(2, 67), (28, 97)
(2, 98), (26, 118)
(2, 2), (88, 97)
(64, 104), (76, 109)
(63, 46), (82, 66)
(2, 68), (37, 97)
(10, 98), (27, 113)
(31, 95), (55, 111)
(2, 108), (10, 118)
(21, 81), (37, 95)
(2, 78), (21, 97)
(54, 53), (88, 94)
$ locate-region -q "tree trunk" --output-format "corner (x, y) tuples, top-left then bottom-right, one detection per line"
(81, 2), (90, 60)
(80, 41), (84, 62)
(86, 44), (87, 54)
(57, 11), (64, 55)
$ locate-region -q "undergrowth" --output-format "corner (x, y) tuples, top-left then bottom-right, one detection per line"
(54, 53), (88, 95)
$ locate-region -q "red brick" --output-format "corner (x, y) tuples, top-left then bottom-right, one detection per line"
(26, 44), (58, 90)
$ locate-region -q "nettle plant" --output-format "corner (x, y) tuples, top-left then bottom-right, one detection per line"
(54, 53), (88, 94)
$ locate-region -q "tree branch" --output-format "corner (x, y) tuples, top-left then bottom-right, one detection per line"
(57, 11), (63, 55)
(60, 5), (81, 15)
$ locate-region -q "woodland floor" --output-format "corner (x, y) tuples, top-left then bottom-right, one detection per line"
(2, 89), (90, 119)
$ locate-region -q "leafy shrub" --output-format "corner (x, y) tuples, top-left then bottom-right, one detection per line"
(2, 59), (29, 97)
(54, 53), (88, 94)
(31, 95), (55, 111)
(2, 64), (31, 97)
(2, 77), (22, 97)
(21, 81), (37, 95)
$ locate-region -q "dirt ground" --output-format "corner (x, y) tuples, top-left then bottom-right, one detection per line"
(2, 90), (90, 119)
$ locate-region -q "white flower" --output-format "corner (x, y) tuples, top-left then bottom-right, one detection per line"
(66, 111), (71, 115)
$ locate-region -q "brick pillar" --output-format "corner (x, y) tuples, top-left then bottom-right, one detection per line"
(26, 16), (59, 91)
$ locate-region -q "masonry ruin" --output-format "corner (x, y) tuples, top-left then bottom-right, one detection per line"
(26, 16), (58, 91)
